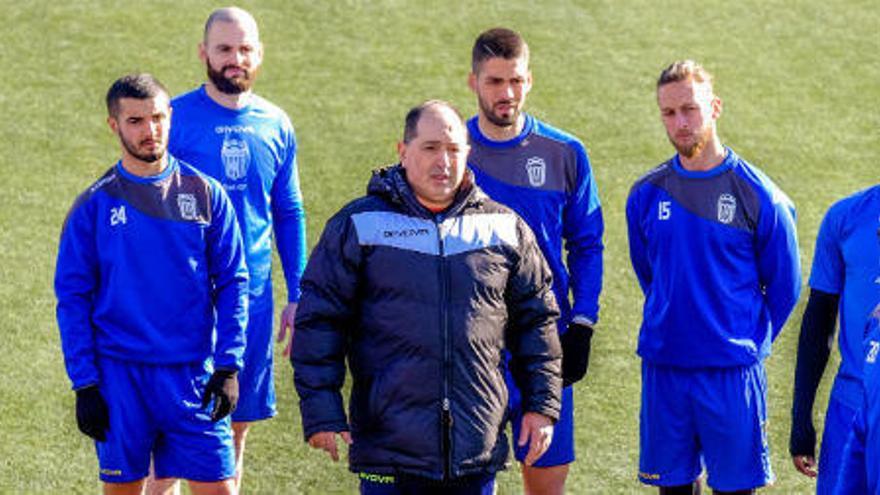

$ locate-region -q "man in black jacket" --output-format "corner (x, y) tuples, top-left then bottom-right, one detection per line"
(291, 100), (562, 494)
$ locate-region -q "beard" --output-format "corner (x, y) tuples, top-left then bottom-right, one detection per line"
(668, 126), (711, 159)
(206, 57), (259, 94)
(478, 95), (519, 128)
(119, 131), (164, 163)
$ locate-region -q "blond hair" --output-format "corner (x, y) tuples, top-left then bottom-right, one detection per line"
(657, 60), (713, 90)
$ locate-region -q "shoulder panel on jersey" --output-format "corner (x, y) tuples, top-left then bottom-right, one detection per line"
(644, 160), (761, 232)
(103, 162), (214, 224)
(728, 153), (795, 220)
(468, 128), (579, 194)
(629, 161), (674, 197)
(61, 166), (119, 231)
(531, 118), (590, 192)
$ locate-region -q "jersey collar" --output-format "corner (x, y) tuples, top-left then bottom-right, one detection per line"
(467, 113), (535, 149)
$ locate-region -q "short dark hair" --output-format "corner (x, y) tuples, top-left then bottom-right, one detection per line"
(471, 27), (529, 73)
(403, 100), (463, 143)
(105, 73), (169, 117)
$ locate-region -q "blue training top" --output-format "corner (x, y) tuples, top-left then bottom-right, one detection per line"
(809, 185), (880, 410)
(55, 157), (249, 390)
(467, 113), (604, 326)
(626, 148), (801, 367)
(169, 85), (307, 311)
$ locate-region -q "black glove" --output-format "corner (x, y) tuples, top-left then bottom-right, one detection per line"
(75, 385), (109, 441)
(201, 369), (239, 421)
(561, 322), (593, 387)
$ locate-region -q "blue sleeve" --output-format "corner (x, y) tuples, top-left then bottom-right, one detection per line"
(271, 123), (307, 303)
(626, 187), (651, 295)
(54, 198), (100, 390)
(756, 189), (801, 339)
(808, 205), (844, 295)
(206, 184), (249, 371)
(562, 142), (604, 323)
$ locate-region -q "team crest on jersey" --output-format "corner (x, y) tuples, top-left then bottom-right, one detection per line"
(221, 135), (250, 181)
(177, 193), (198, 221)
(717, 193), (737, 224)
(868, 340), (879, 364)
(525, 156), (546, 187)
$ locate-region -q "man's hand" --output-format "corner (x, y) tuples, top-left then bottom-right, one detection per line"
(518, 412), (554, 466)
(308, 431), (353, 462)
(201, 369), (239, 421)
(790, 412), (817, 477)
(75, 385), (109, 441)
(792, 455), (818, 478)
(277, 302), (298, 357)
(561, 321), (593, 387)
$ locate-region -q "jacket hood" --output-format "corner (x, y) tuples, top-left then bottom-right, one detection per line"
(366, 164), (482, 217)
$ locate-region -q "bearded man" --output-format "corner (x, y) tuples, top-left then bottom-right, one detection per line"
(625, 60), (801, 495)
(151, 7), (307, 493)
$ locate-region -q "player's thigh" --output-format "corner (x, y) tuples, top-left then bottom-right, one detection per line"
(103, 479), (147, 495)
(187, 478), (236, 495)
(816, 396), (858, 495)
(512, 386), (574, 467)
(638, 362), (701, 487)
(521, 463), (568, 495)
(152, 361), (236, 482)
(694, 363), (772, 492)
(97, 357), (156, 483)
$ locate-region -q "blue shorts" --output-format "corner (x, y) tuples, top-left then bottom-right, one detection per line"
(95, 356), (235, 483)
(510, 381), (574, 467)
(232, 307), (277, 422)
(817, 395), (858, 494)
(638, 361), (773, 491)
(359, 472), (495, 495)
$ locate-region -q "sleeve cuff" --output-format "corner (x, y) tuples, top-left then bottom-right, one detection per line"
(571, 315), (595, 327)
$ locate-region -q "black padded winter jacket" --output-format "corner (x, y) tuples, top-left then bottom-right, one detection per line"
(292, 165), (561, 480)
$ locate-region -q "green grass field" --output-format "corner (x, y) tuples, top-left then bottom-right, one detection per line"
(2, 0), (878, 492)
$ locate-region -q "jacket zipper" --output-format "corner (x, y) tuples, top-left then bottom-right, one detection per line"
(436, 215), (453, 481)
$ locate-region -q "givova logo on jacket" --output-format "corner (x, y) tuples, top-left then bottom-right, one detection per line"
(221, 134), (250, 181)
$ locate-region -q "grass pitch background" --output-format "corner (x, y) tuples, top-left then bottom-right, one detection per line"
(1, 0), (878, 492)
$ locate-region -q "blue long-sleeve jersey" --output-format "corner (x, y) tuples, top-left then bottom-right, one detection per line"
(809, 185), (880, 410)
(55, 158), (249, 390)
(169, 86), (307, 311)
(467, 114), (604, 326)
(835, 312), (880, 494)
(626, 149), (801, 367)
